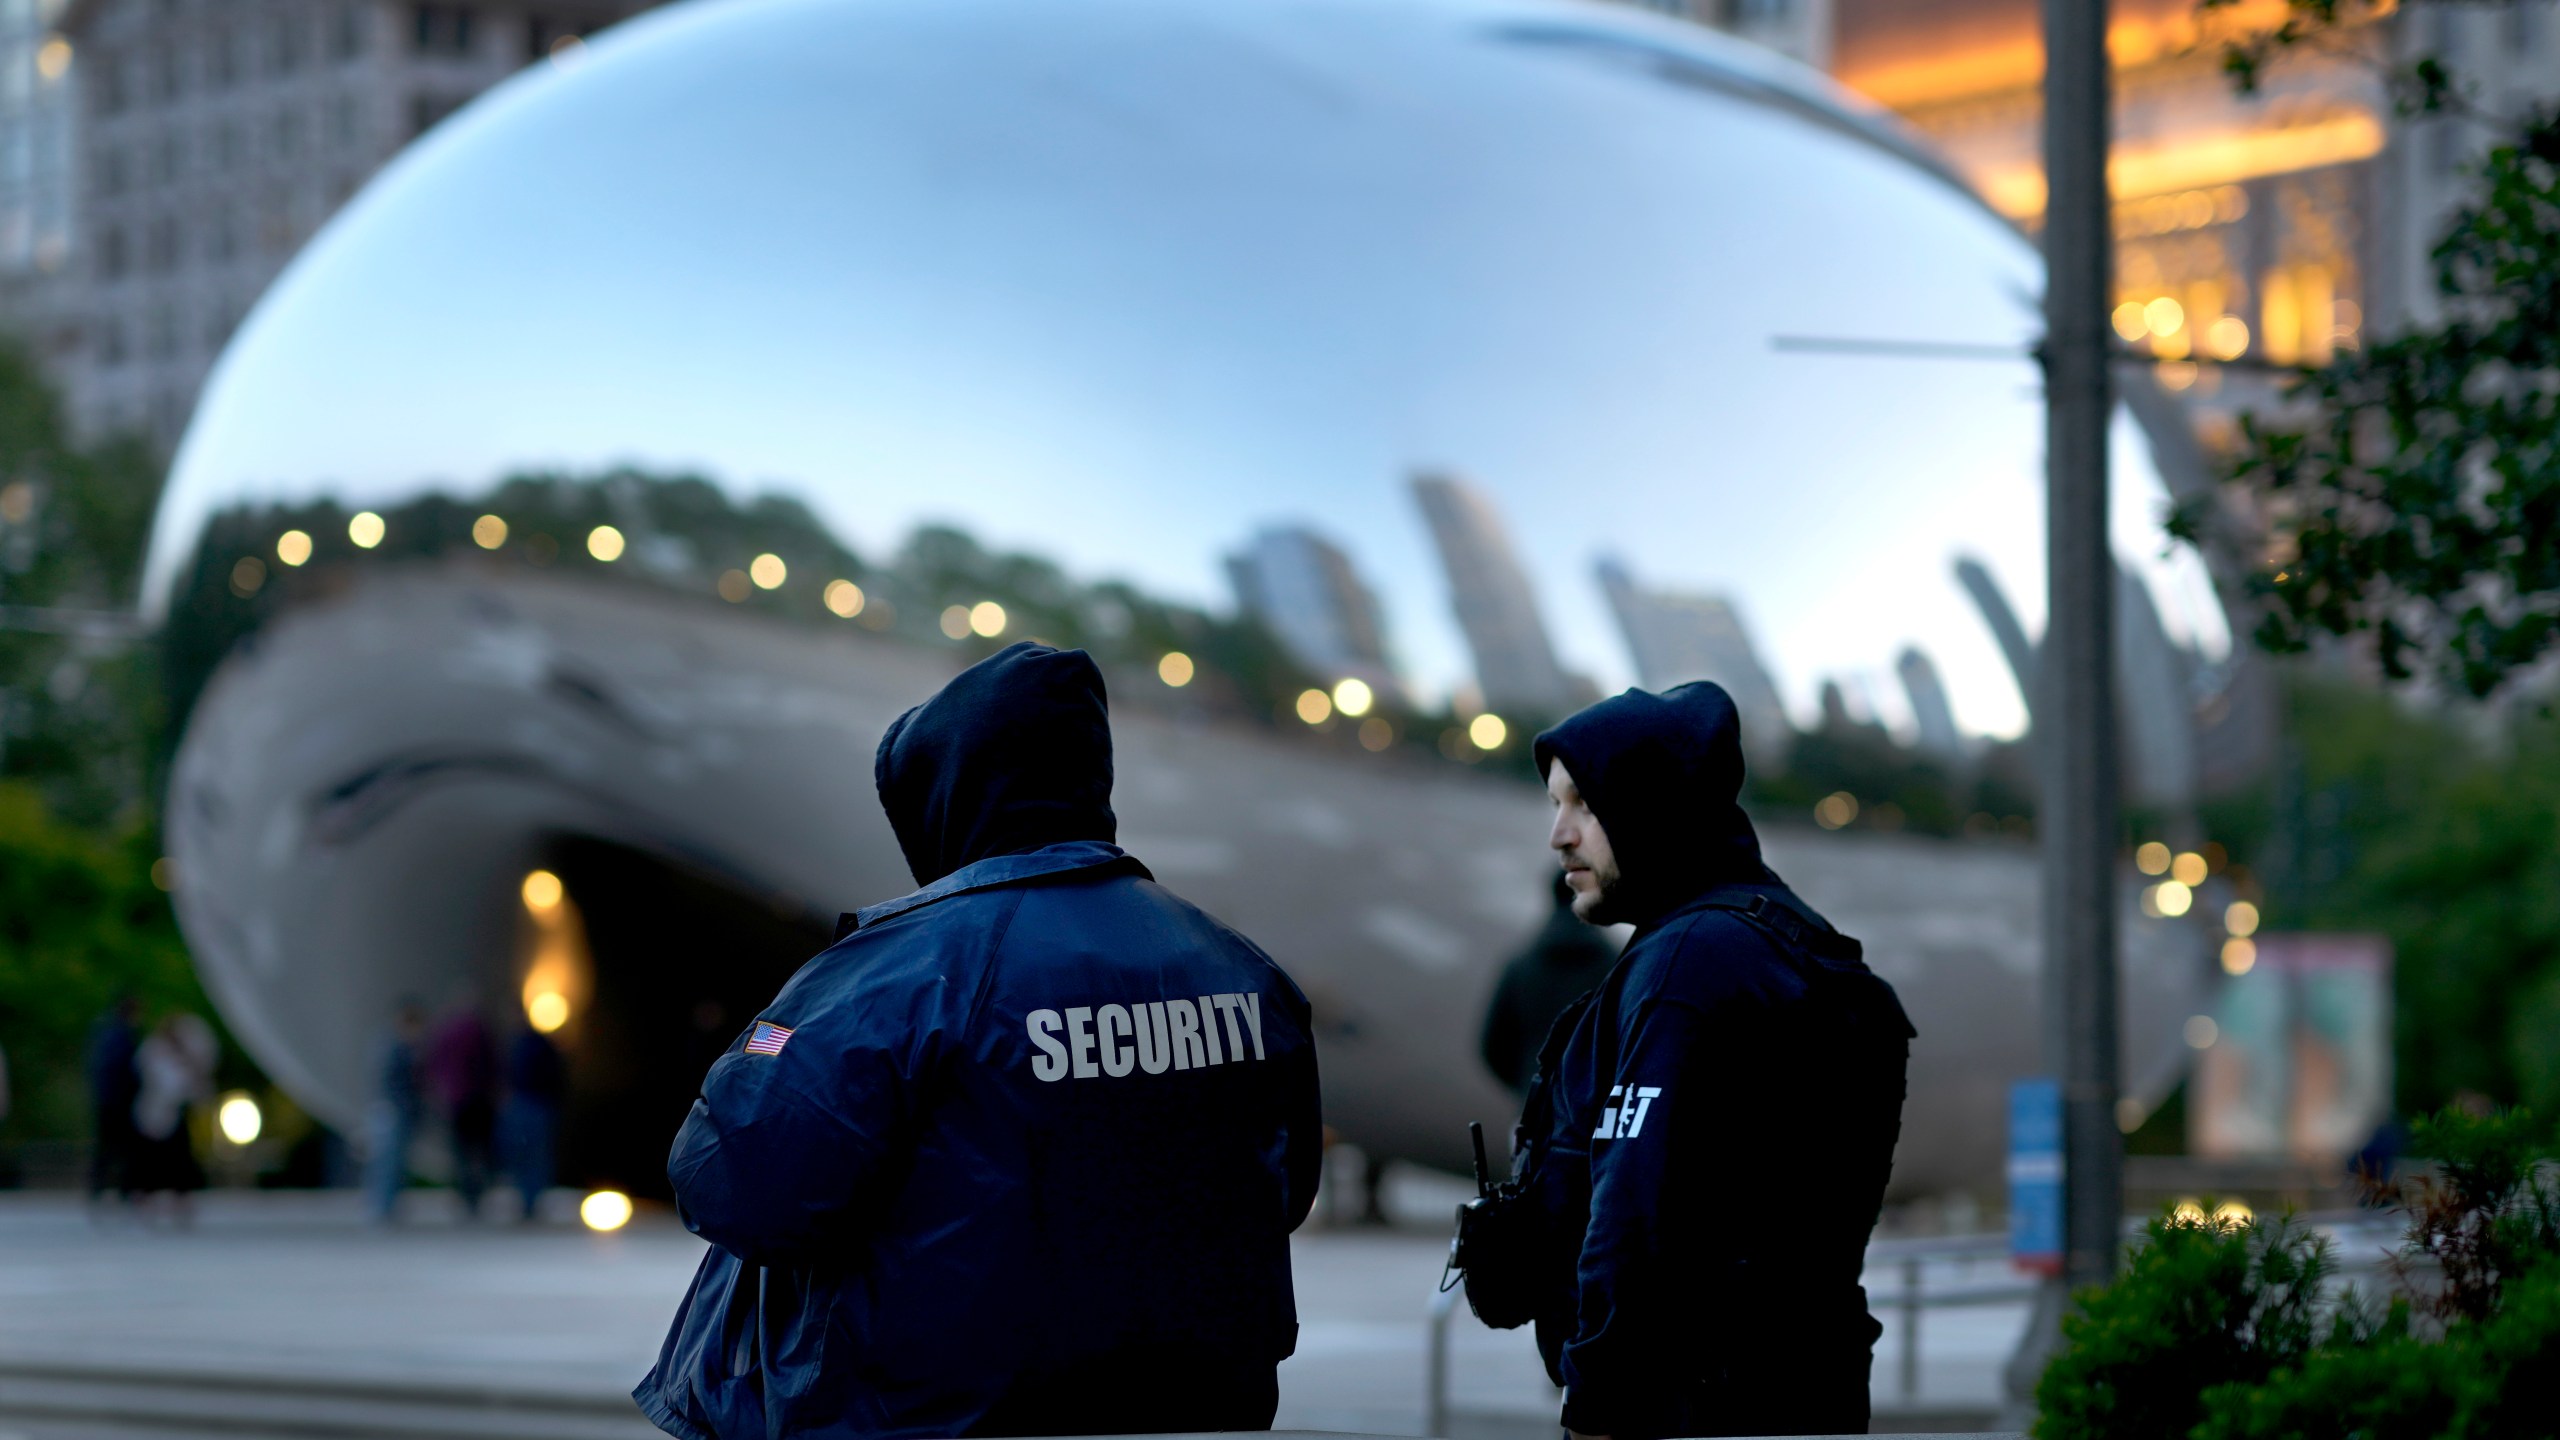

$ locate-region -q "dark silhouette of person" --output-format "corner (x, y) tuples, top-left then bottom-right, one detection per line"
(427, 1002), (500, 1219)
(366, 998), (427, 1223)
(126, 1013), (216, 1225)
(1512, 682), (1914, 1440)
(637, 642), (1323, 1440)
(84, 995), (142, 1207)
(503, 1026), (568, 1221)
(1479, 875), (1619, 1097)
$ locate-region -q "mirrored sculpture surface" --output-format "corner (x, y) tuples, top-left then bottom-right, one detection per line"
(150, 0), (2228, 1192)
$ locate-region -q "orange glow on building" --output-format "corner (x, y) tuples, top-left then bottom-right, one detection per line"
(1974, 112), (2386, 218)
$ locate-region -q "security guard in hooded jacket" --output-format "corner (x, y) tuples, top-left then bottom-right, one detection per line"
(636, 642), (1324, 1440)
(1512, 681), (1913, 1440)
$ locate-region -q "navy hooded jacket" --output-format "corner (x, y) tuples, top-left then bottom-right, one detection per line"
(1521, 682), (1913, 1440)
(636, 643), (1324, 1440)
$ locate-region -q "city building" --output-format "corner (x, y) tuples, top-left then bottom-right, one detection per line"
(1595, 554), (1794, 769)
(0, 3), (79, 286)
(1408, 471), (1585, 720)
(30, 0), (652, 446)
(1825, 0), (2560, 431)
(1225, 524), (1401, 701)
(1894, 644), (1963, 764)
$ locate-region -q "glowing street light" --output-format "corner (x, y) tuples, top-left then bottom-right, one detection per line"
(587, 525), (626, 562)
(969, 601), (1007, 637)
(1331, 678), (1373, 718)
(1468, 713), (1507, 751)
(348, 512), (386, 548)
(749, 553), (787, 589)
(473, 514), (508, 549)
(275, 530), (312, 566)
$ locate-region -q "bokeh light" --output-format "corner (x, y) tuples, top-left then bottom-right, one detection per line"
(969, 601), (1007, 637)
(2135, 841), (2170, 875)
(2171, 850), (2208, 886)
(587, 525), (625, 562)
(527, 991), (571, 1033)
(580, 1190), (633, 1232)
(1468, 713), (1507, 750)
(2221, 937), (2256, 975)
(2225, 900), (2260, 937)
(749, 553), (786, 589)
(1815, 792), (1859, 829)
(823, 579), (864, 618)
(2153, 879), (2194, 917)
(1156, 652), (1193, 687)
(217, 1092), (263, 1146)
(2183, 1013), (2219, 1048)
(1358, 717), (1394, 752)
(939, 604), (972, 639)
(472, 514), (508, 549)
(521, 869), (564, 912)
(275, 530), (312, 566)
(1295, 688), (1332, 725)
(348, 511), (385, 548)
(1331, 678), (1374, 718)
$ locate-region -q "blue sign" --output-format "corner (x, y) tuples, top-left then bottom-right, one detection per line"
(2009, 1078), (2064, 1275)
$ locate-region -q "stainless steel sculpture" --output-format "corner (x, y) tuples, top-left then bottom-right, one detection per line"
(147, 0), (2233, 1194)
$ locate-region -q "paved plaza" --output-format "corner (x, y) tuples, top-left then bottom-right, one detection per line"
(0, 1181), (2024, 1440)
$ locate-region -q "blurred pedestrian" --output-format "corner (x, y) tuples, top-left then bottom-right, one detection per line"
(427, 1002), (500, 1220)
(85, 995), (142, 1209)
(365, 998), (427, 1224)
(1478, 874), (1619, 1098)
(502, 1024), (566, 1222)
(128, 1013), (217, 1225)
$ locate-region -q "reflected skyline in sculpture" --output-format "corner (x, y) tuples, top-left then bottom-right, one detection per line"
(148, 0), (2226, 745)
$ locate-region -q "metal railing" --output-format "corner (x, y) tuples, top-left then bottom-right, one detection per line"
(1425, 1214), (2409, 1434)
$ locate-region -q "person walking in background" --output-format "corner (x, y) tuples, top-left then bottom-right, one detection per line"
(502, 1024), (566, 1222)
(1479, 874), (1619, 1098)
(427, 1001), (499, 1220)
(127, 1013), (217, 1225)
(84, 995), (142, 1211)
(366, 999), (427, 1224)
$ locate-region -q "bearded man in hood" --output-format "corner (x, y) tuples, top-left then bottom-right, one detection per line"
(1516, 680), (1914, 1439)
(638, 643), (1323, 1440)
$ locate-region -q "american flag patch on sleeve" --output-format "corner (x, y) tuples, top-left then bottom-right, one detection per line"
(744, 1021), (794, 1056)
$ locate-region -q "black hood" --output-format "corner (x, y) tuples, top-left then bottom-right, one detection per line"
(874, 642), (1118, 887)
(1532, 680), (1777, 926)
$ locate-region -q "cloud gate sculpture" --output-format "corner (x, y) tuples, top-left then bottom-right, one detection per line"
(146, 0), (2247, 1194)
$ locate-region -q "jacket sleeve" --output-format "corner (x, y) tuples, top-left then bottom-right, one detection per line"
(1557, 993), (1723, 1436)
(666, 1007), (923, 1268)
(1282, 998), (1326, 1232)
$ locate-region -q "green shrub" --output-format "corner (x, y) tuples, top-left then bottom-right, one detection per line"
(2039, 1108), (2559, 1440)
(2033, 1212), (2331, 1440)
